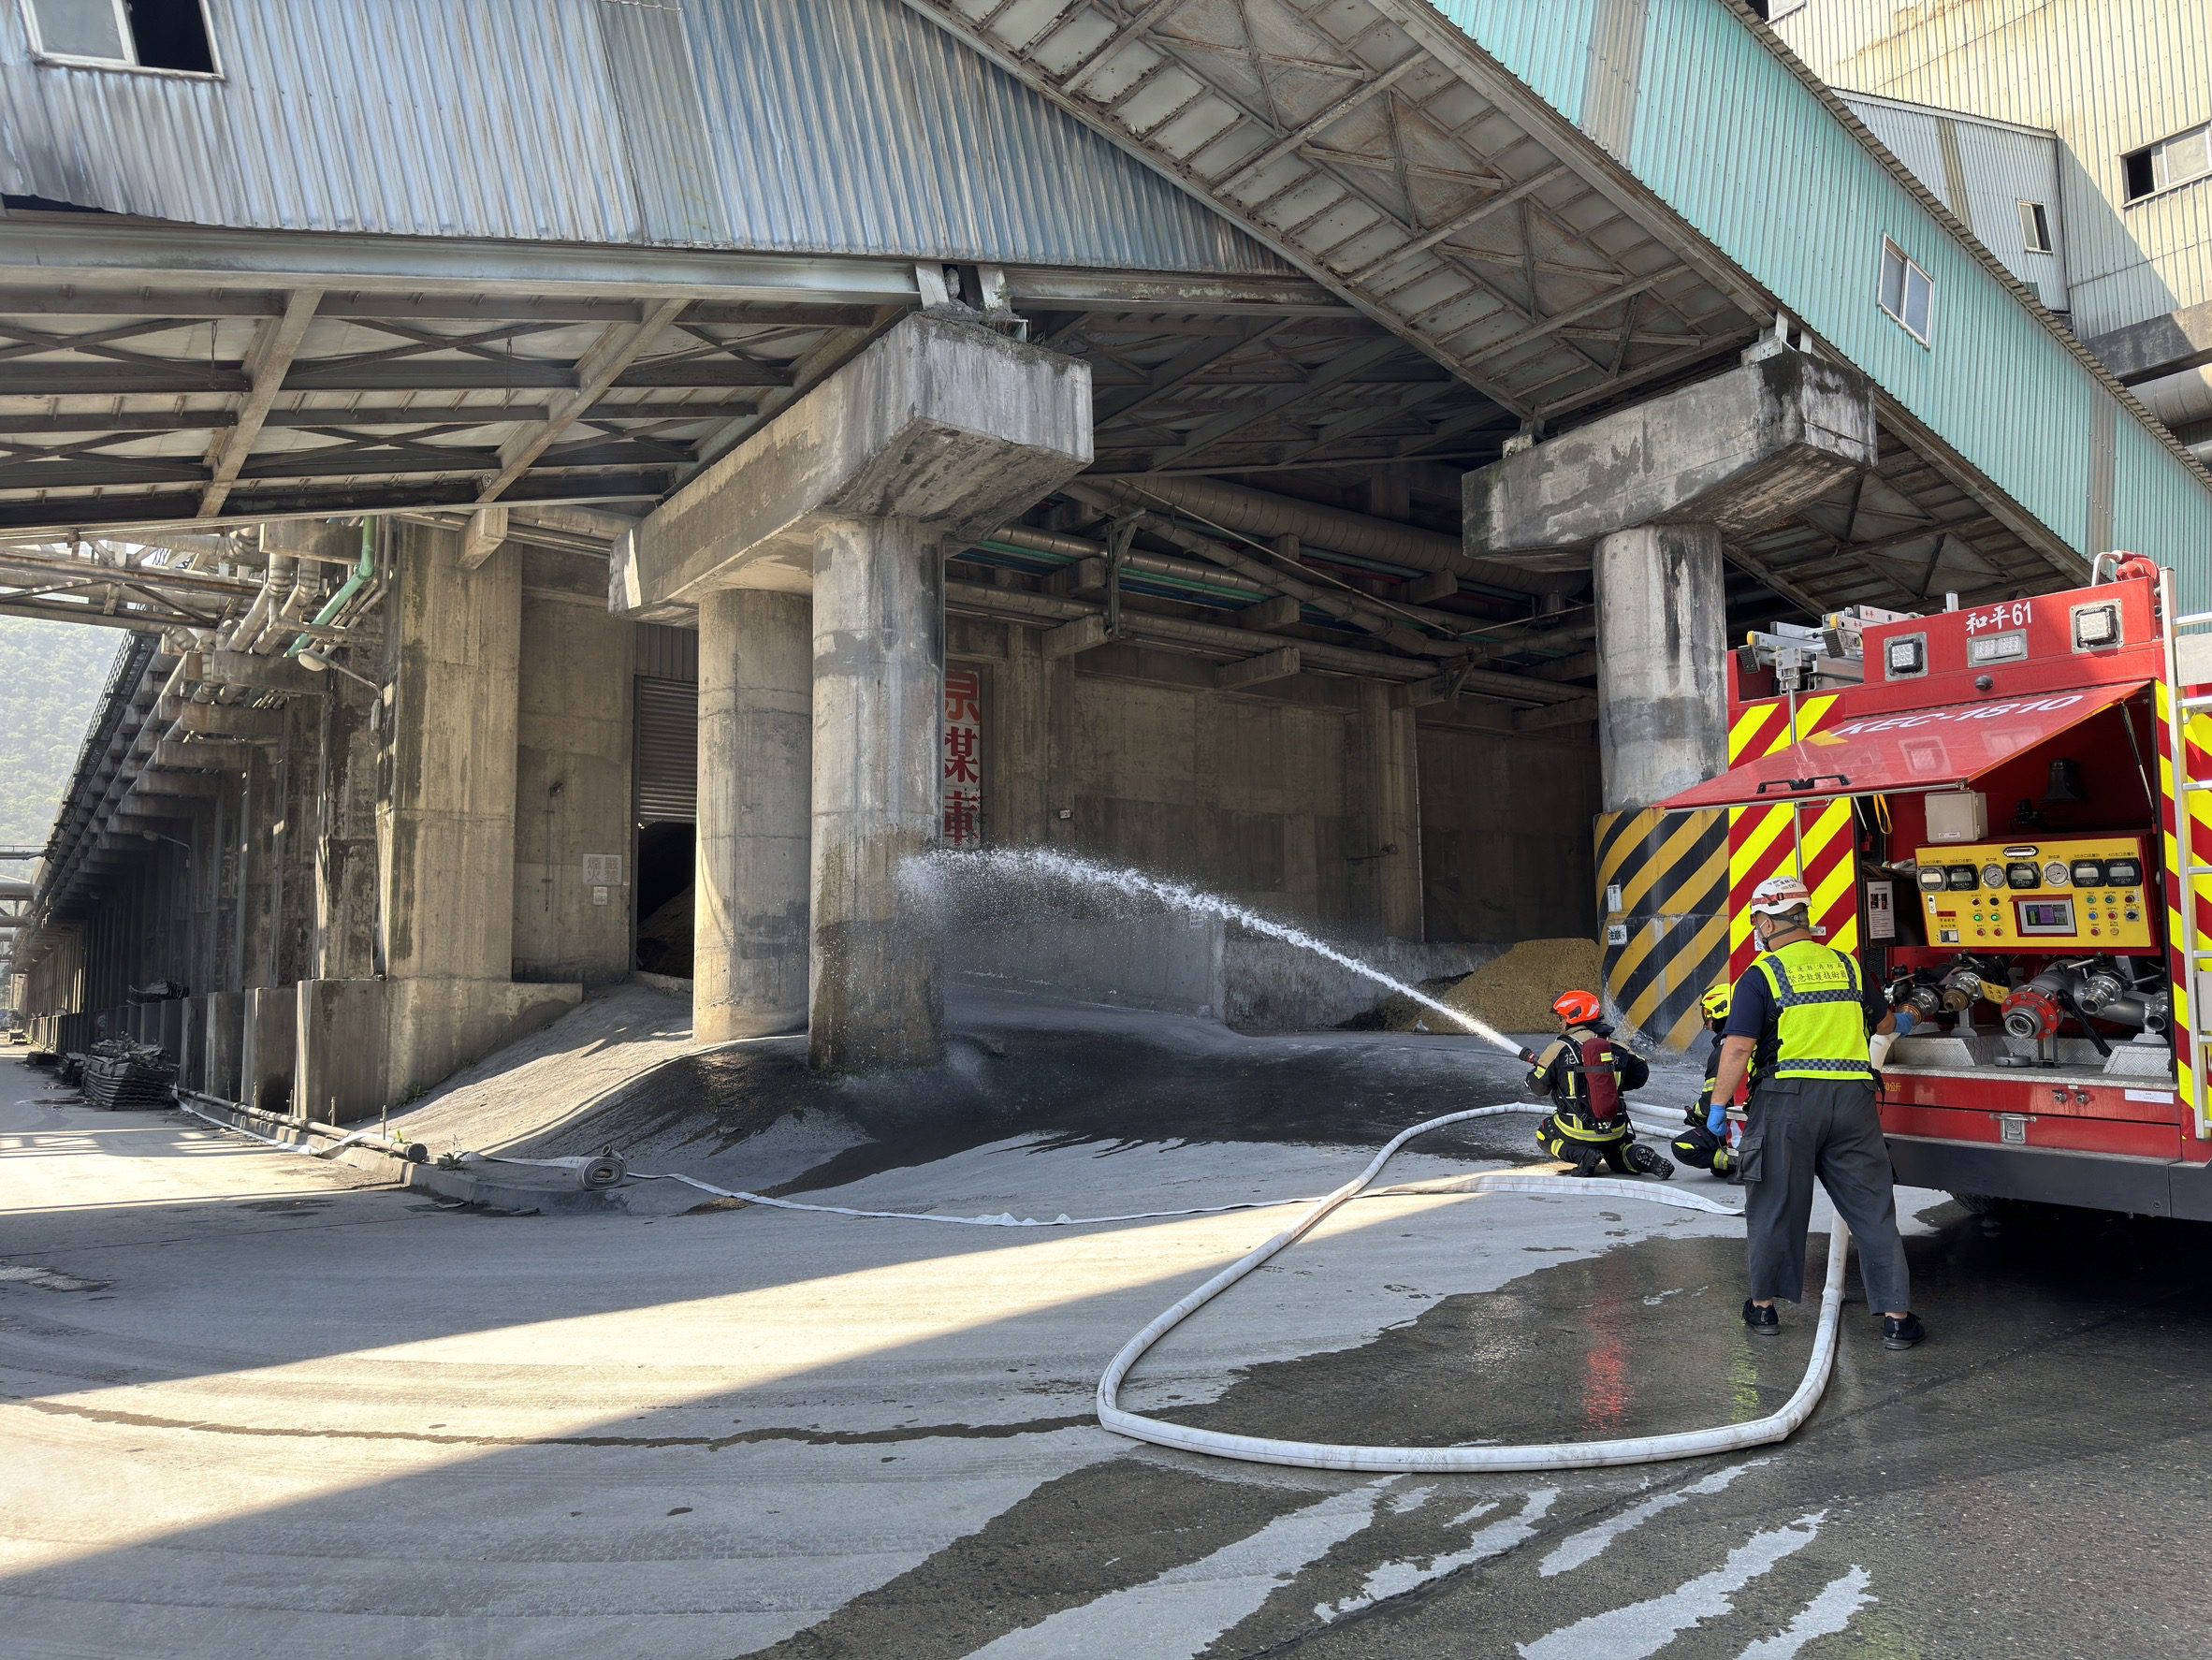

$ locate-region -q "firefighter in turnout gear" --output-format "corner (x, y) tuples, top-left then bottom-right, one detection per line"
(1528, 990), (1675, 1180)
(1671, 983), (1741, 1179)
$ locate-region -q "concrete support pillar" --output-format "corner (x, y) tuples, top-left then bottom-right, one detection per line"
(808, 517), (946, 1069)
(616, 311), (1092, 1070)
(513, 596), (636, 983)
(314, 680), (381, 980)
(377, 520), (520, 981)
(1358, 682), (1424, 939)
(995, 625), (1055, 847)
(695, 588), (812, 1041)
(1594, 523), (1728, 812)
(273, 696), (321, 984)
(239, 749), (283, 988)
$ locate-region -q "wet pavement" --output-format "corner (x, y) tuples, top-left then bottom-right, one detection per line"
(3, 1006), (2209, 1658)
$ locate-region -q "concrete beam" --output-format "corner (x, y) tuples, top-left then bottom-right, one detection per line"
(1041, 614), (1112, 661)
(154, 738), (253, 772)
(1214, 647), (1302, 690)
(2086, 299), (2212, 386)
(1046, 557), (1108, 596)
(1464, 351), (1878, 566)
(459, 504), (510, 571)
(131, 773), (223, 798)
(175, 703), (285, 742)
(614, 312), (1091, 610)
(1237, 595), (1301, 630)
(184, 648), (327, 697)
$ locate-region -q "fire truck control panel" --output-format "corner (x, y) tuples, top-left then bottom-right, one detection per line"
(1914, 836), (2152, 950)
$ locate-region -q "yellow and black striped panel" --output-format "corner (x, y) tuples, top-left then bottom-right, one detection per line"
(1595, 806), (1729, 1053)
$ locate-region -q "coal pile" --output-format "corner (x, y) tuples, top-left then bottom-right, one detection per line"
(80, 1038), (178, 1111)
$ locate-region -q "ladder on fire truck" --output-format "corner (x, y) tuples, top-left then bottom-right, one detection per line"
(2160, 565), (2212, 1139)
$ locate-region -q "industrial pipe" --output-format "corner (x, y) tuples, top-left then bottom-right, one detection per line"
(946, 579), (1586, 706)
(1110, 474), (1569, 599)
(285, 519), (377, 660)
(1066, 481), (1456, 658)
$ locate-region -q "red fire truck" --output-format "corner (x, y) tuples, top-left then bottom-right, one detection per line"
(1660, 555), (2212, 1218)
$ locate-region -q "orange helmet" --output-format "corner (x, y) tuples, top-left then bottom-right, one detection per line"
(1552, 989), (1603, 1026)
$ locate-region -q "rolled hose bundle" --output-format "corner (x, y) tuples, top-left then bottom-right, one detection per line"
(1096, 1103), (1850, 1474)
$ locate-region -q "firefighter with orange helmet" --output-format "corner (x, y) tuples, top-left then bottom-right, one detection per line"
(1527, 989), (1674, 1180)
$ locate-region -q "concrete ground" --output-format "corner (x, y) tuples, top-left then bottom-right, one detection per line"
(4, 1009), (2210, 1659)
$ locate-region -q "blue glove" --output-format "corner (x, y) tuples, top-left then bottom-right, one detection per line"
(1706, 1101), (1727, 1135)
(1893, 1009), (1916, 1037)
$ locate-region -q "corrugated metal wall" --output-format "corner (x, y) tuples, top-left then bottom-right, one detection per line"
(1434, 0), (1601, 127)
(1841, 92), (2070, 313)
(1433, 0), (2212, 575)
(0, 0), (1290, 274)
(1773, 0), (2211, 340)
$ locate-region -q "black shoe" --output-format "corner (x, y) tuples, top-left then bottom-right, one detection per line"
(1625, 1143), (1675, 1181)
(1743, 1300), (1780, 1337)
(1883, 1313), (1926, 1350)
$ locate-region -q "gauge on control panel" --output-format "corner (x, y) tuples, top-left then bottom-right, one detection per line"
(2107, 857), (2143, 885)
(2006, 862), (2042, 889)
(1946, 865), (1979, 891)
(1916, 866), (1947, 892)
(1981, 863), (2006, 888)
(2044, 860), (2071, 886)
(2071, 858), (2105, 886)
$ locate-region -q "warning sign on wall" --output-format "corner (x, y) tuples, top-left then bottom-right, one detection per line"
(944, 666), (983, 846)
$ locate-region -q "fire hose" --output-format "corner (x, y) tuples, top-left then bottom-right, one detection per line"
(179, 1095), (1843, 1473)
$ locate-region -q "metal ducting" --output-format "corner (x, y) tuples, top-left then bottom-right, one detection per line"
(1096, 475), (1575, 597)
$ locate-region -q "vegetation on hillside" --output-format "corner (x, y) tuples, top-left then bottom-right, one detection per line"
(0, 620), (125, 852)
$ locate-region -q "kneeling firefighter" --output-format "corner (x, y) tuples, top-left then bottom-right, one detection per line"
(1527, 990), (1674, 1179)
(1672, 983), (1742, 1178)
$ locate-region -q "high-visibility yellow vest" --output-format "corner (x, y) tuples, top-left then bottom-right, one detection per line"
(1752, 939), (1874, 1084)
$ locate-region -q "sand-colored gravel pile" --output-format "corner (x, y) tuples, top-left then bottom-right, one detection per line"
(1358, 936), (1607, 1034)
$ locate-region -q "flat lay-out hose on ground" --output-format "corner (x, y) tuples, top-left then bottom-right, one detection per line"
(174, 1098), (1845, 1472)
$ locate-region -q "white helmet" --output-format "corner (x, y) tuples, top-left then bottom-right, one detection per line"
(1747, 875), (1812, 918)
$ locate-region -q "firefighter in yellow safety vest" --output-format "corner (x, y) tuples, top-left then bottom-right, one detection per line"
(1706, 875), (1926, 1351)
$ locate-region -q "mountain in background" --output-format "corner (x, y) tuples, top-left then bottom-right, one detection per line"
(0, 619), (125, 852)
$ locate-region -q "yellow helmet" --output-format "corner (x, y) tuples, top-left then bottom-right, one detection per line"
(1700, 983), (1733, 1021)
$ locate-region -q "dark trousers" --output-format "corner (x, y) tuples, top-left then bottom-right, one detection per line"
(1741, 1078), (1912, 1313)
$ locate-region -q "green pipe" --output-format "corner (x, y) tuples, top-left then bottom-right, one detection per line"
(284, 518), (376, 659)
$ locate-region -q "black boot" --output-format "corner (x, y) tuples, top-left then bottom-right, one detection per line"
(1625, 1142), (1675, 1181)
(1743, 1300), (1780, 1337)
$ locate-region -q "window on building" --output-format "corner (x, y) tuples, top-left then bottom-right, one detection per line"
(1879, 239), (1934, 343)
(2017, 200), (2053, 254)
(20, 0), (216, 75)
(2123, 121), (2212, 202)
(1749, 1), (1809, 19)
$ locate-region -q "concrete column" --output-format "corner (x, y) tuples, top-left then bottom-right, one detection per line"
(273, 696), (321, 984)
(808, 517), (945, 1069)
(1593, 523), (1728, 812)
(995, 625), (1054, 847)
(314, 679), (381, 980)
(512, 596), (635, 983)
(377, 520), (520, 982)
(694, 589), (812, 1040)
(239, 749), (283, 988)
(1357, 682), (1424, 939)
(615, 312), (1091, 1068)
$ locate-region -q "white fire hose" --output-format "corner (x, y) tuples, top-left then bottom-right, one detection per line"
(176, 1095), (1844, 1471)
(1097, 1104), (1850, 1474)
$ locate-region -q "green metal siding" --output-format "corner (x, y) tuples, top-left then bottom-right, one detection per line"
(1444, 0), (2212, 584)
(1433, 0), (1598, 128)
(2116, 415), (2212, 612)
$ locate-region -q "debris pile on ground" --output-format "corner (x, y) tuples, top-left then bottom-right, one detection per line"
(80, 1038), (177, 1111)
(1347, 936), (1607, 1034)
